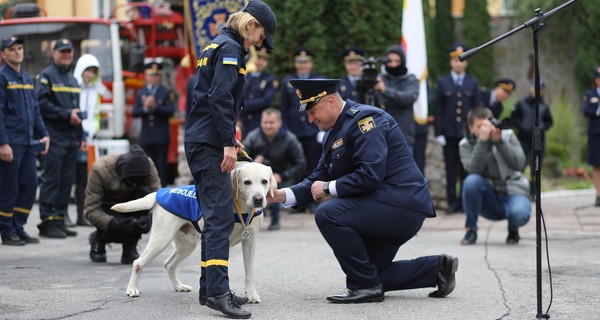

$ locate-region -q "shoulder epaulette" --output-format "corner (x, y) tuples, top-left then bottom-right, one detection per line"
(346, 107), (360, 117)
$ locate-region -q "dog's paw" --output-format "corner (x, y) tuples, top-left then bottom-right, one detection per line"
(126, 288), (140, 297)
(175, 284), (193, 292)
(246, 291), (261, 304)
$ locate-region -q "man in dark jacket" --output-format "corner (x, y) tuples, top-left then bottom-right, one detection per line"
(243, 108), (306, 230)
(241, 47), (277, 137)
(479, 79), (515, 118)
(36, 38), (86, 238)
(85, 145), (161, 264)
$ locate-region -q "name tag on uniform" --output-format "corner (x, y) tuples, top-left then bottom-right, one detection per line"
(591, 97), (599, 103)
(331, 138), (343, 150)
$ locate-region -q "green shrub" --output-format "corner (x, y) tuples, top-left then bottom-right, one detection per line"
(545, 99), (584, 163)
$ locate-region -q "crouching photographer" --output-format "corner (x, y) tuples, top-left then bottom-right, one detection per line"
(84, 145), (161, 264)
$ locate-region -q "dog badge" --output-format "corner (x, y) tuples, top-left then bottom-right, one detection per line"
(242, 228), (251, 239)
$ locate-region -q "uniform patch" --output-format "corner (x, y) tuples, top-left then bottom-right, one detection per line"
(223, 57), (238, 65)
(591, 97), (599, 103)
(331, 138), (343, 150)
(357, 116), (376, 133)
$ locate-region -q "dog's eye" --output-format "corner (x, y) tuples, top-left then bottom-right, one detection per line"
(261, 179), (268, 185)
(244, 180), (251, 185)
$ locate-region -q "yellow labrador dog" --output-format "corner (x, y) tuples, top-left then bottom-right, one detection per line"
(110, 162), (276, 303)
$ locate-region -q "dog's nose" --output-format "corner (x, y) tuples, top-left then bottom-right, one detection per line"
(253, 195), (263, 207)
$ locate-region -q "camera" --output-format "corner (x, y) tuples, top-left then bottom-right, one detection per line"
(489, 117), (511, 130)
(356, 56), (388, 105)
(77, 111), (88, 120)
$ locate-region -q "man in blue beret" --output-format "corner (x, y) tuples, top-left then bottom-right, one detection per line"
(268, 78), (458, 303)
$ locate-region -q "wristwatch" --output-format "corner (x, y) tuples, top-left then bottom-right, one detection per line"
(323, 181), (331, 195)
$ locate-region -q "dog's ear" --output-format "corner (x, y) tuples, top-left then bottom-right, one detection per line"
(232, 168), (240, 200)
(268, 167), (278, 198)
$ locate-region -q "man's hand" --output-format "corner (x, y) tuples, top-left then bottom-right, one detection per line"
(221, 146), (237, 173)
(70, 108), (82, 125)
(267, 188), (286, 204)
(311, 180), (328, 201)
(478, 120), (494, 142)
(254, 155), (265, 164)
(0, 144), (13, 162)
(40, 136), (50, 155)
(273, 173), (282, 184)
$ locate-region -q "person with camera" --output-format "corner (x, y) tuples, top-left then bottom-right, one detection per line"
(84, 145), (161, 264)
(374, 45), (420, 151)
(36, 38), (87, 238)
(479, 79), (516, 118)
(434, 42), (480, 213)
(338, 47), (364, 101)
(132, 61), (175, 187)
(459, 107), (531, 245)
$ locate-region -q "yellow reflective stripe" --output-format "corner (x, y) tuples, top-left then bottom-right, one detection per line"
(6, 84), (34, 90)
(200, 259), (229, 267)
(14, 207), (30, 214)
(202, 43), (219, 51)
(51, 86), (81, 93)
(239, 68), (246, 75)
(0, 211), (13, 218)
(44, 216), (64, 221)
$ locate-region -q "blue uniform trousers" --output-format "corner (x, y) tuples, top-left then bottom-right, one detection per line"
(0, 145), (38, 237)
(142, 143), (169, 187)
(39, 143), (78, 220)
(443, 137), (465, 207)
(186, 142), (233, 297)
(315, 196), (439, 291)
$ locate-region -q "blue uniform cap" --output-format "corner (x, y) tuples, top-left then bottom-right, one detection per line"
(342, 47), (363, 62)
(449, 42), (469, 58)
(290, 78), (341, 112)
(54, 38), (74, 51)
(0, 35), (24, 51)
(494, 79), (516, 93)
(242, 0), (277, 50)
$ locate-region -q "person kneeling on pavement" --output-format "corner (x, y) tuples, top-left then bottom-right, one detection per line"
(458, 107), (531, 245)
(84, 145), (161, 264)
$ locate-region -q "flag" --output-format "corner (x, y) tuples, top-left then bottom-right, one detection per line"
(401, 0), (429, 124)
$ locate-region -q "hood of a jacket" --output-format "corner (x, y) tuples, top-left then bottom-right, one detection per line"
(73, 53), (101, 87)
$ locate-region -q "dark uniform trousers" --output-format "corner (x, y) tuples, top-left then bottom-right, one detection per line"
(0, 145), (38, 236)
(186, 142), (233, 297)
(141, 144), (169, 186)
(315, 196), (439, 290)
(443, 137), (464, 207)
(39, 142), (78, 221)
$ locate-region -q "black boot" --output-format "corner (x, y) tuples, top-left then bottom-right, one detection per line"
(57, 220), (77, 237)
(38, 220), (66, 239)
(89, 231), (106, 262)
(121, 242), (140, 264)
(206, 291), (251, 319)
(64, 213), (76, 228)
(200, 290), (249, 306)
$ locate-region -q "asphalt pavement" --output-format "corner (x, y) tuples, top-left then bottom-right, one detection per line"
(1, 189), (599, 320)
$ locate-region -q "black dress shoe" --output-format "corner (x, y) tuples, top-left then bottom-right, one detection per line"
(57, 222), (77, 237)
(38, 221), (66, 239)
(429, 254), (459, 298)
(326, 284), (384, 304)
(2, 233), (26, 246)
(200, 291), (248, 306)
(19, 232), (40, 244)
(206, 291), (251, 319)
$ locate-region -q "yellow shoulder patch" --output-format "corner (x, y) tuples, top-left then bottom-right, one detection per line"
(357, 116), (376, 133)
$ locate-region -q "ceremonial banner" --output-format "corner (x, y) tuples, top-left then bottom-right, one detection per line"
(401, 0), (429, 124)
(185, 0), (246, 61)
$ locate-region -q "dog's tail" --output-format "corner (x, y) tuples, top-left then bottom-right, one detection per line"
(110, 192), (157, 213)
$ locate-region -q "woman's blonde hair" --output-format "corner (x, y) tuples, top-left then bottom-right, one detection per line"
(224, 12), (261, 40)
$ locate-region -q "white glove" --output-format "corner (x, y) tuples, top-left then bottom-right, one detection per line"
(435, 135), (447, 146)
(316, 131), (326, 144)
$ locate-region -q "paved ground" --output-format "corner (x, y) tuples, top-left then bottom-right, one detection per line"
(1, 189), (599, 320)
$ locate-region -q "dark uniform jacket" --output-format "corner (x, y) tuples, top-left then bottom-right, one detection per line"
(132, 84), (175, 145)
(280, 72), (323, 138)
(509, 95), (553, 138)
(291, 100), (435, 217)
(480, 87), (504, 119)
(0, 64), (47, 146)
(241, 71), (277, 135)
(243, 127), (306, 183)
(36, 63), (83, 145)
(434, 72), (480, 139)
(375, 71), (419, 145)
(185, 28), (247, 148)
(338, 76), (359, 101)
(582, 88), (600, 134)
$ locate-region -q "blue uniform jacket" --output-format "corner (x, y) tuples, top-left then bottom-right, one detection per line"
(0, 64), (47, 146)
(132, 84), (175, 145)
(583, 88), (600, 134)
(290, 100), (435, 217)
(36, 63), (83, 145)
(185, 28), (247, 148)
(280, 72), (323, 138)
(241, 72), (277, 135)
(338, 76), (358, 101)
(434, 73), (480, 139)
(479, 88), (504, 119)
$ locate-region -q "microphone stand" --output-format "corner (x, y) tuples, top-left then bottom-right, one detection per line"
(458, 1), (580, 319)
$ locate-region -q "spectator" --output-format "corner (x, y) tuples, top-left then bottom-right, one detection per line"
(85, 145), (160, 263)
(36, 38), (86, 238)
(0, 36), (50, 246)
(338, 47), (363, 101)
(132, 61), (175, 187)
(243, 108), (306, 230)
(480, 79), (516, 119)
(268, 78), (457, 303)
(583, 66), (600, 206)
(434, 42), (480, 213)
(73, 53), (111, 226)
(459, 107), (531, 245)
(241, 47), (277, 137)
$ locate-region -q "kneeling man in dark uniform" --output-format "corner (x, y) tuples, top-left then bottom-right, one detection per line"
(268, 78), (459, 303)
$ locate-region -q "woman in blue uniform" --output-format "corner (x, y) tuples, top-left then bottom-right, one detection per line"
(583, 66), (600, 206)
(184, 1), (276, 319)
